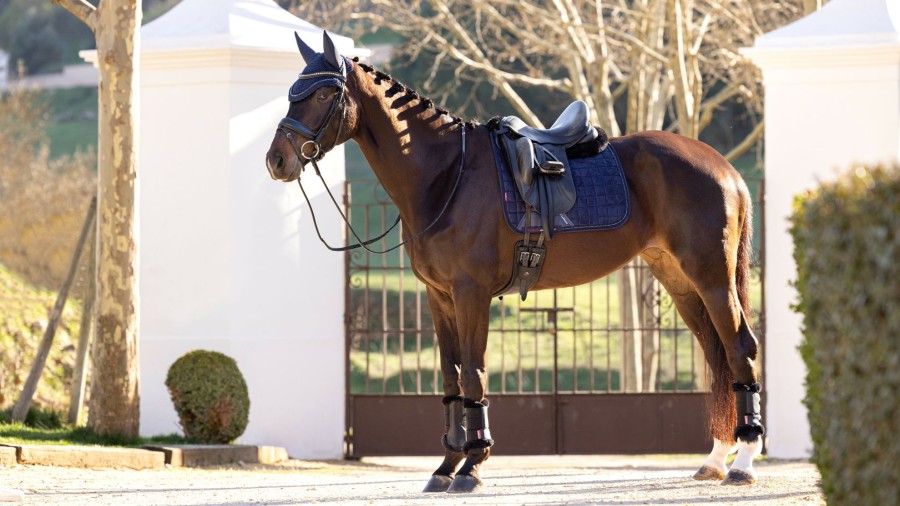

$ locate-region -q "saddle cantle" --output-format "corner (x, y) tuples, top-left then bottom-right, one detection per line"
(489, 100), (629, 300)
(502, 100), (599, 147)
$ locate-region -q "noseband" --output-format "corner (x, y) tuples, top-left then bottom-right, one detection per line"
(278, 68), (349, 167)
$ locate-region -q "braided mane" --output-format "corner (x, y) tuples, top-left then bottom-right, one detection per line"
(351, 57), (479, 130)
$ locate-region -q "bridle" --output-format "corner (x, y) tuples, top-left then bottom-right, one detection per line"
(277, 60), (467, 254)
(278, 64), (350, 170)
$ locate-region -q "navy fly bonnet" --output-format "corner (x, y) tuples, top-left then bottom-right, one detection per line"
(288, 52), (353, 103)
(287, 30), (352, 103)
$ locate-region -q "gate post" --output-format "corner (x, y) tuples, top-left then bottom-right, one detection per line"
(133, 0), (362, 458)
(743, 0), (900, 458)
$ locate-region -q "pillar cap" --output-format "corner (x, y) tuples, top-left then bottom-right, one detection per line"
(141, 0), (355, 54)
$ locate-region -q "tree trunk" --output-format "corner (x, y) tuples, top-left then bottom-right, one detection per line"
(69, 226), (97, 426)
(87, 0), (142, 439)
(619, 265), (642, 392)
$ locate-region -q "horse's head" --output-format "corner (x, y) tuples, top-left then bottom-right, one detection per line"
(265, 31), (356, 182)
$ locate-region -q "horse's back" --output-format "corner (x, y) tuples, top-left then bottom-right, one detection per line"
(610, 130), (751, 262)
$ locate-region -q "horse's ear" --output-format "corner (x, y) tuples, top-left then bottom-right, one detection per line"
(322, 30), (342, 70)
(294, 31), (317, 65)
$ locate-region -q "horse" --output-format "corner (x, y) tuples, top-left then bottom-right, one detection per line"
(266, 31), (765, 493)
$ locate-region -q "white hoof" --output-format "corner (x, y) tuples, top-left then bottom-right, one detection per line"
(693, 438), (736, 481)
(721, 438), (761, 486)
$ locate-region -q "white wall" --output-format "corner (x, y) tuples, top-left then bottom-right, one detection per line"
(138, 48), (347, 459)
(744, 0), (900, 458)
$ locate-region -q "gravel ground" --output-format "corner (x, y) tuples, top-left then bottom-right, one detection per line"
(2, 454), (824, 505)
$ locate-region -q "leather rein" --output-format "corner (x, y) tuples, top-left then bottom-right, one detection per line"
(278, 67), (467, 254)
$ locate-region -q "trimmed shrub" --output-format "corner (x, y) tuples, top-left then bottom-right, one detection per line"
(791, 163), (900, 505)
(165, 350), (250, 444)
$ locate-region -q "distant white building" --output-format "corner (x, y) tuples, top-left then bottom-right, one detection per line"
(743, 0), (900, 459)
(0, 48), (9, 89)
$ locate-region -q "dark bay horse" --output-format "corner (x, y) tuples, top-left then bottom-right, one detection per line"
(266, 31), (764, 493)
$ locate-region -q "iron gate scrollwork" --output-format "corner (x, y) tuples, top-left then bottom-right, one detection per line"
(344, 175), (765, 456)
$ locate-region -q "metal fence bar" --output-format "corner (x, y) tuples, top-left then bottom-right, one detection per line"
(345, 178), (762, 398)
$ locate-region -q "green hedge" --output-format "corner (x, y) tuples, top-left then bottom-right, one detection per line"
(791, 163), (900, 505)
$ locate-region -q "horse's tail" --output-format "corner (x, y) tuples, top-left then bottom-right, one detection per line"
(701, 307), (737, 443)
(735, 191), (754, 330)
(703, 187), (753, 443)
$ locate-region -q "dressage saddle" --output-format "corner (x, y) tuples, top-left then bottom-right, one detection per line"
(494, 100), (600, 237)
(492, 100), (605, 300)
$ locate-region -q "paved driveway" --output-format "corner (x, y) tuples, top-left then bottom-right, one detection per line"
(2, 454), (824, 505)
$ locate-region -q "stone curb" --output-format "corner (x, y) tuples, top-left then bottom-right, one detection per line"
(0, 444), (165, 470)
(0, 445), (16, 467)
(0, 443), (288, 469)
(142, 444), (289, 467)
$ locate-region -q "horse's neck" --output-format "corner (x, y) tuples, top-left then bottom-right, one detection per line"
(351, 81), (462, 233)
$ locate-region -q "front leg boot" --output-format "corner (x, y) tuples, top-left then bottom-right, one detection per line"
(448, 399), (493, 494)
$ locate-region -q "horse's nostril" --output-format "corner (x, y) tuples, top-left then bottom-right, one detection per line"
(274, 153), (284, 171)
(266, 151), (285, 175)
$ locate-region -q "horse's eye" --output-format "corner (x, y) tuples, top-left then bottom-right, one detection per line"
(316, 90), (329, 102)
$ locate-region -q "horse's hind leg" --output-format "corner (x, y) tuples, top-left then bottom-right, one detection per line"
(421, 286), (466, 493)
(642, 250), (737, 481)
(695, 285), (762, 485)
(675, 209), (764, 485)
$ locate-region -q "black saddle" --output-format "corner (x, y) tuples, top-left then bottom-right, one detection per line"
(493, 100), (600, 237)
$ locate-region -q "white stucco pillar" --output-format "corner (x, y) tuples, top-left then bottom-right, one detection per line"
(742, 0), (900, 458)
(134, 0), (360, 458)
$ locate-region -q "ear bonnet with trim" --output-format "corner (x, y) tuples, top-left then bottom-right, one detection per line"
(288, 31), (353, 103)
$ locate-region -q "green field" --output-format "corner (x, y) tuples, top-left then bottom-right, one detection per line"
(39, 87), (98, 160)
(348, 266), (764, 396)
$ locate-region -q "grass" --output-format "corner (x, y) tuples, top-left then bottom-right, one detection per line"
(0, 262), (83, 411)
(37, 87), (98, 160)
(348, 268), (765, 395)
(0, 422), (192, 448)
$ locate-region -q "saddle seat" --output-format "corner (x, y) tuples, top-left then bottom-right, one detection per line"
(503, 100), (598, 147)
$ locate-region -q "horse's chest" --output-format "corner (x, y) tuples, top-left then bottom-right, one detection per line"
(405, 245), (451, 288)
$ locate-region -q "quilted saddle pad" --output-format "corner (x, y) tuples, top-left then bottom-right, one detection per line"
(492, 137), (631, 235)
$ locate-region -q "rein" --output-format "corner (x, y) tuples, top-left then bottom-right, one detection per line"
(296, 126), (467, 254)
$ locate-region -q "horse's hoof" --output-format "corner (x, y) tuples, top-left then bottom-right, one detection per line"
(447, 473), (482, 493)
(692, 465), (726, 481)
(422, 474), (454, 493)
(721, 468), (757, 485)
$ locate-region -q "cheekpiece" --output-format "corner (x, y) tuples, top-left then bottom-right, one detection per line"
(288, 54), (352, 103)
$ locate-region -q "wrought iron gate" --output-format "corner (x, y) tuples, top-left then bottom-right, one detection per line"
(344, 176), (764, 456)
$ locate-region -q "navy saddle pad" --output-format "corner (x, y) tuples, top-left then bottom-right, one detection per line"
(492, 137), (631, 235)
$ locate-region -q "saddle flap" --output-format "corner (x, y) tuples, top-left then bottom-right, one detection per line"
(514, 138), (535, 186)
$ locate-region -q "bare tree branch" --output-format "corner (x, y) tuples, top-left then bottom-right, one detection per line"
(725, 120), (764, 162)
(51, 0), (97, 32)
(294, 0), (807, 155)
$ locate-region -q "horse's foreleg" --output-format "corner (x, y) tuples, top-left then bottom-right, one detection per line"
(422, 287), (466, 493)
(446, 281), (493, 494)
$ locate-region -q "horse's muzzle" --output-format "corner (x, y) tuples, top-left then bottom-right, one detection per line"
(265, 149), (304, 182)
